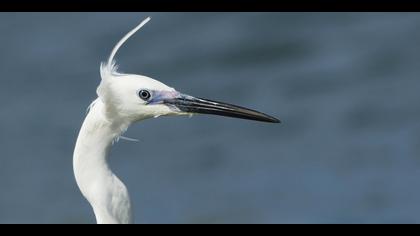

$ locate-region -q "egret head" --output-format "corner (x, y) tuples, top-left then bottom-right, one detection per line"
(95, 17), (280, 125)
(97, 63), (279, 124)
(97, 65), (179, 122)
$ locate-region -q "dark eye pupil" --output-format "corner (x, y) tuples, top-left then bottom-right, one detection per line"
(139, 90), (151, 100)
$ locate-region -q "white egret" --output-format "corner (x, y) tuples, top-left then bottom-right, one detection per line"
(73, 17), (280, 224)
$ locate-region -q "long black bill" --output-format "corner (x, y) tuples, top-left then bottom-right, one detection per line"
(164, 94), (280, 123)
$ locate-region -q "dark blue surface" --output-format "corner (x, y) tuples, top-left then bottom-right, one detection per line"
(0, 13), (420, 223)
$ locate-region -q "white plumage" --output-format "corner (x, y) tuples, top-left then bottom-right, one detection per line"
(73, 17), (279, 224)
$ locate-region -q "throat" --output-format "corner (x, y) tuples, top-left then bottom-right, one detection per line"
(73, 99), (133, 224)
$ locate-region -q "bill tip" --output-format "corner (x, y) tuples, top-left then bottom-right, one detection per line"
(270, 118), (281, 123)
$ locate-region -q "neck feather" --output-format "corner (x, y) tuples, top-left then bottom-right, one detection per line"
(73, 99), (133, 224)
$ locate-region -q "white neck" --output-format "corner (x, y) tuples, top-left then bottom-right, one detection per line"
(73, 99), (133, 224)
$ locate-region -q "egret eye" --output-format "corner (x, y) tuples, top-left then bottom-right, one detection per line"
(138, 90), (151, 101)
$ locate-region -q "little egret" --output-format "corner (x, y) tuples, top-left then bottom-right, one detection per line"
(73, 17), (280, 224)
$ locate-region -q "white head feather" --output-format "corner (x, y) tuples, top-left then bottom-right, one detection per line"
(96, 17), (180, 123)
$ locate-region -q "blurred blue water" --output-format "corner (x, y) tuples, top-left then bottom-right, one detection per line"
(0, 13), (420, 223)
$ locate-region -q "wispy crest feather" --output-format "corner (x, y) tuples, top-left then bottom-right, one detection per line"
(100, 17), (151, 78)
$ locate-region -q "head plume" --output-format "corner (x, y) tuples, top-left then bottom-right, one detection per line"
(97, 17), (151, 108)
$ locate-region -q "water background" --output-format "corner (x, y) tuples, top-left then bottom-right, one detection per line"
(0, 13), (420, 223)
